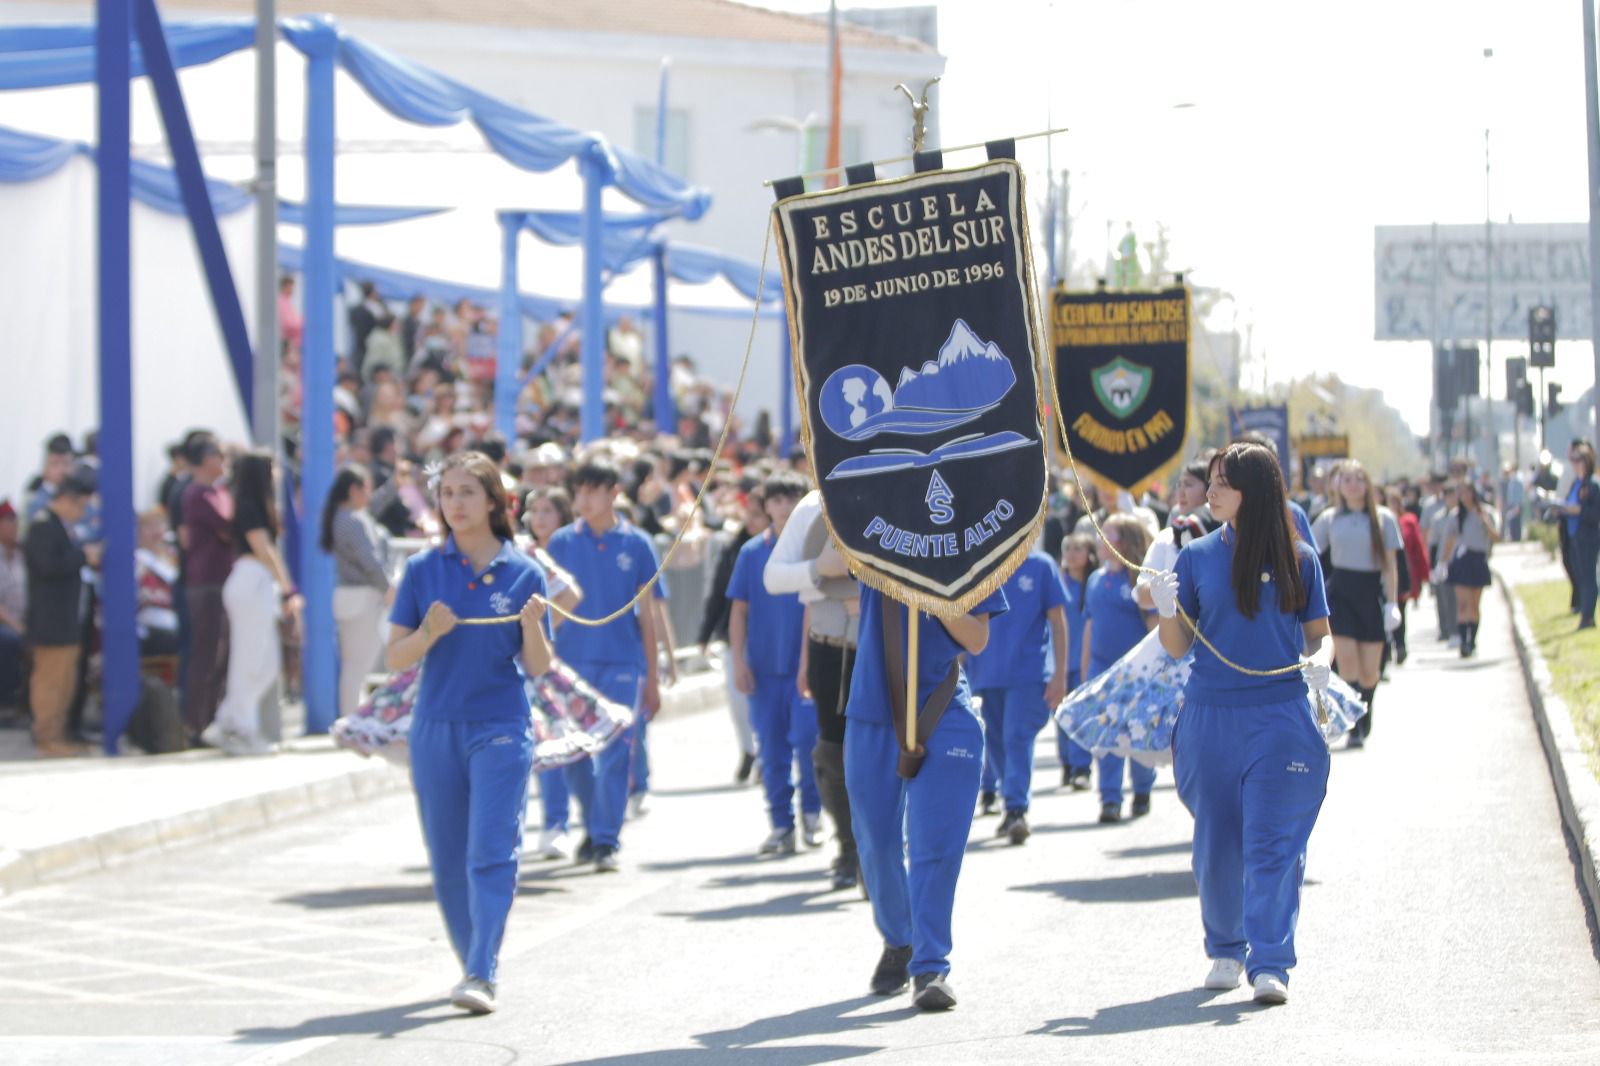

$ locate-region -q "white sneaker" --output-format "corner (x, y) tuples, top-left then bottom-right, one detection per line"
(450, 976), (497, 1014)
(221, 731), (275, 757)
(758, 827), (797, 855)
(1252, 972), (1289, 1005)
(1203, 958), (1245, 990)
(536, 829), (571, 861)
(198, 722), (224, 749)
(801, 812), (824, 848)
(627, 793), (649, 820)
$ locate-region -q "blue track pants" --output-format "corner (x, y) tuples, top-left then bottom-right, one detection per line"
(1098, 752), (1157, 806)
(846, 711), (983, 977)
(750, 675), (821, 831)
(562, 663), (640, 850)
(1173, 696), (1329, 984)
(976, 683), (1050, 813)
(409, 717), (534, 984)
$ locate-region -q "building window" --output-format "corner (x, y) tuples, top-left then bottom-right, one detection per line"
(634, 106), (690, 179)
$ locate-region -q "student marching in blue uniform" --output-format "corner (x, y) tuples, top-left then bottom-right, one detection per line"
(545, 458), (667, 874)
(848, 583), (1007, 1012)
(967, 546), (1068, 845)
(728, 471), (824, 854)
(1055, 533), (1096, 790)
(1080, 513), (1157, 823)
(386, 451), (554, 1015)
(1147, 440), (1334, 1006)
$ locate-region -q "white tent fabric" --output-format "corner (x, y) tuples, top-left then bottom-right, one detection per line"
(0, 154), (253, 509)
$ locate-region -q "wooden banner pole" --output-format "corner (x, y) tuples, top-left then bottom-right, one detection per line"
(906, 609), (920, 753)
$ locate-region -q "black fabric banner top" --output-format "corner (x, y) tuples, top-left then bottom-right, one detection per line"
(1052, 287), (1191, 491)
(773, 160), (1048, 617)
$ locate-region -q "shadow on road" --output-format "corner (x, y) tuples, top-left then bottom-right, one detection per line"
(640, 852), (768, 874)
(697, 994), (914, 1050)
(1033, 987), (1259, 1035)
(559, 1045), (877, 1064)
(1106, 841), (1192, 860)
(660, 888), (856, 922)
(704, 866), (837, 890)
(234, 999), (459, 1040)
(1012, 870), (1196, 903)
(275, 882), (562, 909)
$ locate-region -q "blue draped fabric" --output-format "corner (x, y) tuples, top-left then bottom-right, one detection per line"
(0, 125), (77, 181)
(0, 19), (256, 90)
(278, 200), (446, 227)
(665, 241), (782, 304)
(0, 17), (712, 220)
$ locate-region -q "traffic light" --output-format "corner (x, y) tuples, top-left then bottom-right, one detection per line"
(1530, 305), (1556, 368)
(1506, 356), (1527, 398)
(1548, 381), (1564, 417)
(1517, 382), (1535, 418)
(1455, 344), (1481, 397)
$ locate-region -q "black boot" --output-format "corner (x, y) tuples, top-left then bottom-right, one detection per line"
(1459, 623), (1471, 658)
(1469, 621), (1480, 655)
(812, 739), (857, 891)
(870, 944), (913, 995)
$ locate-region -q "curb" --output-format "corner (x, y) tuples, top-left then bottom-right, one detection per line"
(1496, 569), (1600, 915)
(0, 671), (727, 898)
(0, 759), (407, 898)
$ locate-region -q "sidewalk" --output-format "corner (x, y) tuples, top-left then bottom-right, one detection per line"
(0, 664), (726, 897)
(1493, 538), (1600, 915)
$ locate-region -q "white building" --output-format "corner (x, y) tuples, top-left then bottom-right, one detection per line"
(8, 0), (947, 432)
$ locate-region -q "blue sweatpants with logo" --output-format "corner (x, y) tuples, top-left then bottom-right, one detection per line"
(976, 683), (1050, 813)
(1173, 696), (1329, 984)
(846, 710), (983, 977)
(562, 662), (641, 850)
(409, 717), (534, 984)
(750, 675), (821, 831)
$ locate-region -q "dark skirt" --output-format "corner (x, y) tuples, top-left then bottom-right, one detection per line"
(1447, 548), (1492, 589)
(1328, 566), (1385, 642)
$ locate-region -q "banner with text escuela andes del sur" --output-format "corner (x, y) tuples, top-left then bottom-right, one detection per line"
(1052, 287), (1191, 492)
(773, 159), (1048, 617)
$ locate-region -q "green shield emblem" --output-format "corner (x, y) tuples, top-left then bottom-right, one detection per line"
(1091, 356), (1152, 420)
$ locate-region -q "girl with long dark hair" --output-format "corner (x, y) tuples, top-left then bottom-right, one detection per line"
(321, 463), (392, 721)
(1438, 479), (1500, 657)
(1147, 441), (1334, 1006)
(1309, 459), (1400, 746)
(386, 451), (553, 1014)
(207, 449), (298, 756)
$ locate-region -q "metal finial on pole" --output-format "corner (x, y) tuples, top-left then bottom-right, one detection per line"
(893, 77), (941, 152)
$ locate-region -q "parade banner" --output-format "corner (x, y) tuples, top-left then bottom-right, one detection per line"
(773, 159), (1049, 616)
(1052, 287), (1190, 491)
(1228, 404), (1290, 480)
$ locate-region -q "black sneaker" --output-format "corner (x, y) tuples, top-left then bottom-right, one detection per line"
(1130, 793), (1151, 818)
(1061, 767), (1072, 788)
(574, 835), (595, 864)
(735, 752), (756, 784)
(913, 972), (957, 1011)
(1098, 802), (1122, 824)
(994, 811), (1016, 838)
(978, 791), (998, 816)
(1070, 770), (1091, 791)
(1006, 812), (1030, 846)
(593, 845), (620, 873)
(830, 855), (858, 891)
(870, 944), (913, 995)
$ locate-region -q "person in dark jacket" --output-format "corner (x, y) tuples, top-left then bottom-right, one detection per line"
(698, 483), (767, 784)
(24, 475), (97, 757)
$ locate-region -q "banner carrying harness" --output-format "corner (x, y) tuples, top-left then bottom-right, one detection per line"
(772, 146), (1049, 777)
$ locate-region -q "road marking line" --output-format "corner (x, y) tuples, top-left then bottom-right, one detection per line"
(236, 1037), (338, 1064)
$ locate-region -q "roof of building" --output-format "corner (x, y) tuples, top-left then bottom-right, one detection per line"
(75, 0), (934, 53)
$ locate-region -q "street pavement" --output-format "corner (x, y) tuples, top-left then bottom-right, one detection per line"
(1, 582), (1598, 1065)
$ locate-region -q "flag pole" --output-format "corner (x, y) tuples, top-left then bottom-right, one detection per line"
(906, 609), (920, 753)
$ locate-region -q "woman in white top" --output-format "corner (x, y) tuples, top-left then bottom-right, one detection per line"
(1438, 479), (1500, 658)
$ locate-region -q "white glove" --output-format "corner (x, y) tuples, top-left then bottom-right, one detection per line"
(1300, 658), (1331, 692)
(1430, 564), (1447, 585)
(1384, 602), (1402, 633)
(1148, 570), (1180, 619)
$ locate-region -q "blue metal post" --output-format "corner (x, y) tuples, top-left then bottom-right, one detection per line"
(299, 21), (337, 733)
(579, 150), (606, 443)
(780, 310), (794, 457)
(132, 0), (254, 418)
(495, 211), (523, 442)
(96, 0), (138, 754)
(651, 245), (674, 432)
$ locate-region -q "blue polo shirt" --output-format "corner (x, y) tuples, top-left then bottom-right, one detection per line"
(1175, 524), (1330, 707)
(727, 530), (805, 679)
(845, 584), (1008, 727)
(389, 535), (547, 721)
(545, 517), (667, 670)
(1084, 566), (1151, 677)
(1289, 501), (1314, 548)
(966, 552), (1067, 689)
(1062, 571), (1087, 682)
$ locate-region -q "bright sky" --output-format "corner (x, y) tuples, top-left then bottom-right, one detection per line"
(763, 0), (1597, 435)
